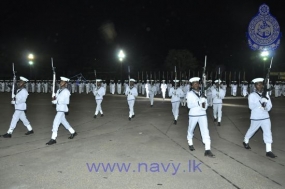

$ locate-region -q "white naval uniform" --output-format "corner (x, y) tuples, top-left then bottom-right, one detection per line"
(211, 87), (226, 122)
(125, 86), (138, 118)
(168, 87), (184, 121)
(160, 83), (167, 99)
(145, 83), (149, 98)
(244, 92), (273, 152)
(206, 86), (213, 106)
(7, 88), (33, 134)
(85, 83), (90, 94)
(186, 90), (211, 150)
(241, 84), (248, 97)
(231, 84), (237, 96)
(51, 88), (75, 140)
(149, 85), (157, 106)
(110, 83), (115, 94)
(93, 86), (105, 115)
(36, 82), (41, 93)
(141, 83), (145, 95)
(117, 83), (122, 94)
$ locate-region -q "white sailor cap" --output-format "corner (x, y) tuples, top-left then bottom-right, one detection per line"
(173, 80), (180, 82)
(96, 79), (102, 82)
(60, 77), (70, 82)
(162, 80), (165, 81)
(252, 78), (264, 83)
(130, 78), (136, 82)
(20, 76), (29, 82)
(214, 79), (222, 83)
(189, 77), (200, 83)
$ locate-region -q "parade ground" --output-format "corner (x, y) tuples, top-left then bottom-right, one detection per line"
(0, 91), (284, 189)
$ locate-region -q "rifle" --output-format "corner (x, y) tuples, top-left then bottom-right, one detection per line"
(217, 67), (221, 92)
(51, 58), (56, 99)
(128, 66), (130, 87)
(262, 57), (273, 100)
(201, 56), (207, 98)
(12, 63), (16, 100)
(174, 66), (177, 89)
(94, 70), (97, 88)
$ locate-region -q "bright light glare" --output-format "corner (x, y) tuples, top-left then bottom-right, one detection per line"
(28, 54), (34, 60)
(260, 51), (269, 57)
(118, 50), (125, 62)
(29, 61), (33, 65)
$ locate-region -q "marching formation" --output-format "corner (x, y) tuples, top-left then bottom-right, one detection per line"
(0, 60), (278, 159)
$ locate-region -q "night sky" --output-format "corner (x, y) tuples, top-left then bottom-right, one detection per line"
(1, 0), (284, 80)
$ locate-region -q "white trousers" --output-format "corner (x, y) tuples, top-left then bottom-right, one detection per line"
(162, 90), (166, 99)
(213, 103), (222, 122)
(8, 110), (32, 133)
(187, 116), (211, 150)
(128, 100), (135, 117)
(171, 101), (180, 120)
(51, 112), (75, 140)
(244, 119), (272, 144)
(142, 88), (145, 95)
(146, 90), (149, 98)
(149, 94), (154, 105)
(95, 99), (103, 115)
(117, 87), (121, 94)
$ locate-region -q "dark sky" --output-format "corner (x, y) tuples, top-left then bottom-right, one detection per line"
(1, 0), (284, 80)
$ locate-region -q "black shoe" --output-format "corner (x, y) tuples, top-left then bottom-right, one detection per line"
(217, 122), (221, 126)
(243, 142), (251, 149)
(132, 115), (135, 118)
(68, 132), (77, 139)
(189, 145), (195, 151)
(2, 133), (12, 138)
(129, 117), (131, 121)
(151, 105), (153, 107)
(46, 139), (56, 145)
(204, 150), (215, 158)
(174, 120), (177, 125)
(25, 130), (34, 135)
(101, 114), (104, 117)
(214, 119), (217, 122)
(266, 151), (277, 158)
(93, 115), (97, 118)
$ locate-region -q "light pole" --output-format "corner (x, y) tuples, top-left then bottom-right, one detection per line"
(28, 53), (34, 79)
(118, 50), (125, 82)
(260, 50), (269, 76)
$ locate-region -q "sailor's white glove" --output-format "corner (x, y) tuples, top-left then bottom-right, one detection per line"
(199, 97), (206, 103)
(11, 100), (15, 105)
(198, 97), (207, 110)
(52, 100), (57, 104)
(261, 98), (268, 104)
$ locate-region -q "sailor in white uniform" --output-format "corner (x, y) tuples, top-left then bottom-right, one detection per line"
(93, 79), (106, 118)
(160, 80), (167, 100)
(168, 80), (184, 125)
(125, 79), (138, 121)
(243, 78), (277, 158)
(46, 77), (77, 145)
(211, 79), (226, 126)
(2, 76), (34, 138)
(186, 77), (215, 157)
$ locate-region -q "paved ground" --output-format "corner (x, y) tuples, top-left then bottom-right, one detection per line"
(0, 90), (284, 189)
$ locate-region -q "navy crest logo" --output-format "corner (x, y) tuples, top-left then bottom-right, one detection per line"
(247, 4), (281, 51)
